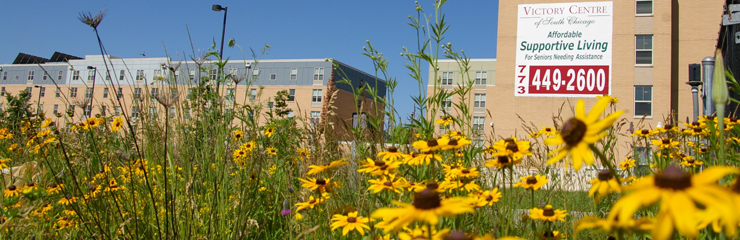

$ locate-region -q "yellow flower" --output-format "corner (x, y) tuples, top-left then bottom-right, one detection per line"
(485, 155), (522, 169)
(619, 158), (636, 171)
(403, 152), (441, 166)
(294, 212), (304, 221)
(0, 158), (11, 169)
(652, 137), (679, 150)
(632, 129), (658, 137)
(588, 170), (621, 202)
(358, 158), (401, 176)
(371, 189), (475, 232)
(412, 138), (447, 152)
(575, 216), (653, 238)
(232, 130), (244, 141)
(439, 178), (480, 192)
(682, 127), (708, 136)
(545, 98), (624, 171)
(330, 211), (370, 236)
(529, 204), (567, 222)
(490, 137), (532, 160)
(298, 177), (332, 193)
(471, 188), (502, 207)
(377, 146), (408, 161)
(306, 158), (347, 175)
(368, 175), (408, 194)
(295, 193), (329, 211)
(656, 123), (678, 133)
(58, 195), (78, 205)
(111, 116), (124, 132)
(263, 127), (275, 138)
(538, 126), (558, 136)
(536, 230), (566, 240)
(680, 157), (703, 168)
(3, 185), (19, 198)
(605, 166), (739, 240)
(297, 147), (310, 161)
(596, 95), (619, 103)
(436, 116), (453, 127)
(41, 118), (53, 128)
(514, 174), (548, 191)
(440, 136), (472, 150)
(398, 225), (449, 240)
(265, 147), (277, 156)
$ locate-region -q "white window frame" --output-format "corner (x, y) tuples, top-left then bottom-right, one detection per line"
(58, 70), (63, 81)
(475, 71), (487, 85)
(312, 89), (322, 103)
(290, 68), (297, 81)
(270, 73), (277, 81)
(134, 88), (142, 101)
(1, 87), (5, 96)
(72, 70), (80, 80)
(28, 71), (34, 81)
(69, 87), (78, 98)
(53, 104), (59, 114)
(131, 106), (139, 119)
(151, 88), (159, 99)
(310, 111), (321, 125)
(634, 85), (653, 117)
(136, 70), (144, 81)
(441, 72), (453, 85)
(39, 87), (45, 97)
(119, 70), (125, 81)
(288, 89), (295, 101)
(56, 87), (60, 98)
(43, 72), (48, 81)
(249, 89), (256, 101)
(635, 35), (653, 65)
(474, 94), (486, 108)
(314, 68), (324, 81)
(103, 88), (109, 98)
(635, 0), (653, 16)
(85, 87), (93, 101)
(88, 69), (95, 81)
(2, 72), (7, 80)
(84, 105), (92, 117)
(472, 116), (485, 134)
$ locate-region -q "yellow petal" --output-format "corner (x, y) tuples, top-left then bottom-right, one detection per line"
(586, 96), (611, 124)
(692, 166), (739, 185)
(576, 100), (586, 119)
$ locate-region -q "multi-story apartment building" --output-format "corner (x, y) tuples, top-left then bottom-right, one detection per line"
(0, 52), (385, 139)
(429, 0), (723, 166)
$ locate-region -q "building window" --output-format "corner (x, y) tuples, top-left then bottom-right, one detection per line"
(228, 68), (237, 78)
(103, 88), (109, 98)
(28, 71), (34, 81)
(226, 88), (235, 100)
(43, 72), (48, 81)
(117, 88), (123, 99)
(115, 106), (121, 116)
(69, 105), (75, 113)
(312, 89), (322, 103)
(311, 111), (321, 125)
(270, 73), (277, 81)
(1, 87), (5, 96)
(352, 112), (367, 129)
(58, 70), (63, 81)
(184, 108), (191, 120)
(134, 88), (142, 101)
(314, 68), (324, 81)
(131, 106), (139, 119)
(268, 102), (274, 109)
(442, 97), (452, 111)
(2, 72), (6, 80)
(53, 104), (58, 114)
(290, 68), (297, 81)
(105, 71), (111, 81)
(27, 87), (32, 96)
(101, 105), (107, 116)
(252, 68), (260, 81)
(119, 70), (125, 81)
(189, 70), (195, 81)
(635, 86), (652, 116)
(475, 71), (487, 85)
(442, 72), (453, 85)
(288, 89), (295, 101)
(169, 107), (175, 118)
(151, 88), (159, 99)
(210, 69), (217, 80)
(85, 88), (93, 101)
(473, 116), (485, 134)
(250, 89), (256, 101)
(88, 69), (95, 81)
(149, 107), (157, 119)
(136, 70), (144, 81)
(39, 87), (45, 97)
(153, 69), (162, 77)
(84, 105), (92, 117)
(636, 0), (653, 15)
(72, 70), (80, 80)
(187, 88), (194, 99)
(635, 35), (653, 65)
(56, 87), (60, 98)
(474, 94), (486, 108)
(37, 104), (43, 114)
(69, 87), (78, 98)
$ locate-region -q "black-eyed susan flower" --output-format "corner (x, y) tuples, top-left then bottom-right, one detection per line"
(368, 175), (408, 194)
(232, 129), (244, 141)
(656, 123), (678, 133)
(596, 95), (619, 103)
(403, 152), (441, 166)
(241, 141), (256, 152)
(490, 137), (532, 159)
(652, 137), (679, 150)
(436, 116), (454, 127)
(471, 188), (502, 207)
(298, 177), (331, 193)
(485, 155), (521, 169)
(58, 195), (77, 205)
(0, 158), (11, 169)
(306, 158), (347, 175)
(377, 146), (408, 161)
(406, 181), (428, 193)
(539, 126), (558, 136)
(529, 204), (567, 222)
(542, 98), (623, 171)
(440, 136), (472, 151)
(263, 127), (275, 138)
(605, 166), (739, 240)
(682, 127), (708, 136)
(588, 170), (621, 202)
(266, 147), (277, 156)
(575, 216), (653, 238)
(370, 188), (475, 232)
(619, 158), (636, 171)
(111, 116), (124, 132)
(295, 193), (329, 211)
(514, 174), (548, 191)
(439, 178), (480, 192)
(330, 211), (370, 236)
(297, 147), (310, 161)
(528, 131), (542, 138)
(21, 183), (39, 195)
(3, 185), (19, 198)
(632, 129), (658, 137)
(537, 230), (566, 240)
(294, 212), (304, 221)
(358, 158), (401, 176)
(86, 117), (100, 128)
(413, 138), (446, 152)
(680, 157), (703, 168)
(399, 225), (449, 240)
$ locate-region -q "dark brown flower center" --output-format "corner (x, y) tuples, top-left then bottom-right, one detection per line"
(444, 231), (472, 240)
(315, 179), (326, 185)
(505, 138), (519, 152)
(731, 180), (740, 194)
(693, 127), (702, 133)
(641, 129), (649, 135)
(706, 116), (716, 121)
(662, 138), (670, 145)
(347, 217), (356, 223)
(309, 199), (316, 204)
(485, 195), (493, 201)
(545, 127), (552, 132)
(462, 169), (470, 174)
(561, 118), (587, 146)
(543, 207), (555, 216)
(526, 176), (538, 184)
(544, 231), (556, 237)
(498, 156), (510, 164)
(384, 182), (393, 187)
(664, 124), (674, 130)
(388, 146), (398, 153)
(49, 183), (57, 188)
(374, 160), (385, 167)
(380, 164), (389, 170)
(700, 147), (707, 152)
(692, 121), (700, 127)
(687, 159), (695, 164)
(606, 236), (617, 240)
(426, 181), (439, 191)
(8, 185), (16, 191)
(427, 139), (439, 147)
(412, 189), (442, 210)
(448, 138), (459, 146)
(597, 170), (614, 181)
(654, 166), (691, 190)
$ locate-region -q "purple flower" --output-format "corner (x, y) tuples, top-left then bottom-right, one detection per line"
(281, 209), (291, 215)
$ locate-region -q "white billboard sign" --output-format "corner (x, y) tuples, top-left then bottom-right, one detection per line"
(514, 1), (613, 97)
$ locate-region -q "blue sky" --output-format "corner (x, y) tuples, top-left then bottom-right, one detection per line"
(0, 0), (499, 119)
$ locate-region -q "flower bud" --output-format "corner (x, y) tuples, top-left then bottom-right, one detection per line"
(713, 49), (729, 105)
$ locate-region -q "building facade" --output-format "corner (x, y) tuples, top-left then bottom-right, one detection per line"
(429, 0), (723, 166)
(0, 53), (385, 139)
